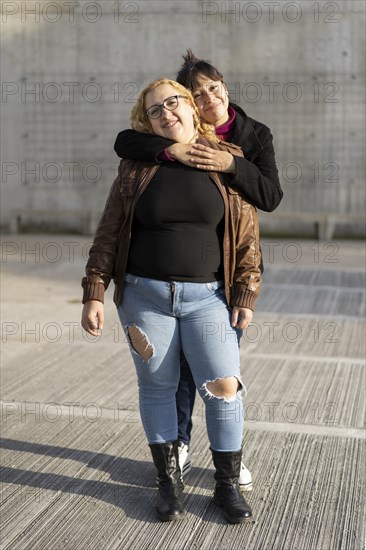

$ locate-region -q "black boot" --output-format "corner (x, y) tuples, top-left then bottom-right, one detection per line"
(211, 448), (253, 524)
(149, 441), (186, 522)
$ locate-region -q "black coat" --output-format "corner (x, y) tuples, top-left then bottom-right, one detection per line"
(114, 102), (283, 212)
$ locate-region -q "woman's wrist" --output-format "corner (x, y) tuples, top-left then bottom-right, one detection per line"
(225, 154), (236, 174)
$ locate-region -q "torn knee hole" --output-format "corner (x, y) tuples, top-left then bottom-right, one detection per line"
(127, 324), (154, 362)
(205, 376), (241, 399)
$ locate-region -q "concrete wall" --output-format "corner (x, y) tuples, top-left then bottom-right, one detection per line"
(1, 0), (365, 236)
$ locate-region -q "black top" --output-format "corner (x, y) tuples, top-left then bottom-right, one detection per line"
(114, 102), (283, 213)
(126, 163), (225, 282)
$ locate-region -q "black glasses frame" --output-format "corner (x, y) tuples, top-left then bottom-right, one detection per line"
(145, 95), (186, 119)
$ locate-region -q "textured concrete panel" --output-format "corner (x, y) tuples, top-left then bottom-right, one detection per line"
(1, 2), (365, 234)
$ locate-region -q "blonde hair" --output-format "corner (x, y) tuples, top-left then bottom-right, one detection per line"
(130, 78), (218, 143)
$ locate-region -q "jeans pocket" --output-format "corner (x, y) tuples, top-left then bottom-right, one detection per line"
(206, 281), (225, 293)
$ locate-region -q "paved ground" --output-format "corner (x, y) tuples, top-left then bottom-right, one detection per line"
(0, 235), (365, 550)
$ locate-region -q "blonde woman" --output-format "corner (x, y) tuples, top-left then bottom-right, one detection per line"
(81, 79), (261, 524)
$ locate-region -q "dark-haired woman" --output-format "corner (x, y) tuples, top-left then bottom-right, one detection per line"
(113, 51), (283, 492)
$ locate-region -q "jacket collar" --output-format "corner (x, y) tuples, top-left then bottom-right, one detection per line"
(230, 102), (264, 153)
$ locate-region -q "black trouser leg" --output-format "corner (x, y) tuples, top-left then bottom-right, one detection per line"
(176, 350), (196, 445)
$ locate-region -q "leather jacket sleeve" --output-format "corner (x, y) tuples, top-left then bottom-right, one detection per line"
(229, 199), (261, 311)
(81, 177), (125, 304)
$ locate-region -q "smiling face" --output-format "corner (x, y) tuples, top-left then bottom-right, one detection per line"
(192, 75), (229, 128)
(145, 84), (196, 143)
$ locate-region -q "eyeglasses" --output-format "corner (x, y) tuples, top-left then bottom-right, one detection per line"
(145, 95), (186, 119)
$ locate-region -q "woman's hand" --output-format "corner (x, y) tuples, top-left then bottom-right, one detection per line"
(166, 143), (197, 166)
(166, 143), (236, 173)
(81, 300), (104, 336)
(231, 307), (253, 330)
(189, 144), (236, 173)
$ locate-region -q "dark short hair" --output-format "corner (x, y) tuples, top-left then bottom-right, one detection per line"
(176, 49), (224, 90)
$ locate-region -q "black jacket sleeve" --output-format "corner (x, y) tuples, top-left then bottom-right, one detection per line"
(114, 129), (174, 162)
(114, 123), (283, 212)
(230, 129), (283, 212)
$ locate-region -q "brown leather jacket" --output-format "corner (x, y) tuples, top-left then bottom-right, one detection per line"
(82, 141), (261, 310)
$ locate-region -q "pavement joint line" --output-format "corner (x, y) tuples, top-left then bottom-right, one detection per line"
(264, 265), (366, 273)
(241, 353), (366, 365)
(2, 346), (364, 365)
(1, 401), (364, 440)
(241, 420), (365, 439)
(262, 283), (366, 292)
(255, 312), (365, 320)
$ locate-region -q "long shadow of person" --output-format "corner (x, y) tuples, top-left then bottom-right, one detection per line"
(0, 438), (156, 521)
(0, 438), (219, 523)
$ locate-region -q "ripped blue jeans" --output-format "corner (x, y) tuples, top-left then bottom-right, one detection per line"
(118, 273), (245, 452)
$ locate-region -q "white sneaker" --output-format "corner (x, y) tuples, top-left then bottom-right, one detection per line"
(238, 462), (253, 491)
(177, 441), (192, 477)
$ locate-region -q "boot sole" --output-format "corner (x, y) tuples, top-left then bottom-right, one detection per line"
(213, 497), (254, 524)
(223, 512), (254, 524)
(157, 511), (186, 522)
